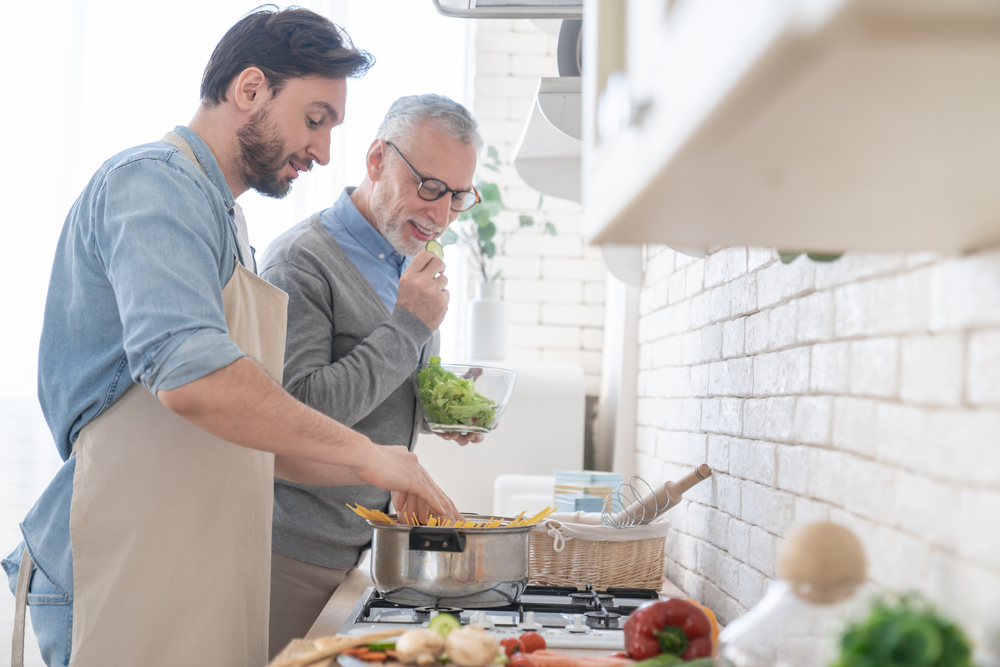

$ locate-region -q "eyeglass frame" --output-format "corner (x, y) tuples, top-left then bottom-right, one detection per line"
(384, 140), (481, 212)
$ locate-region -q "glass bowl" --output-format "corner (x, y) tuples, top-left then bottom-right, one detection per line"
(414, 360), (517, 434)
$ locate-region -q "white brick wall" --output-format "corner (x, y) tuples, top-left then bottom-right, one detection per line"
(637, 246), (1000, 654)
(471, 20), (604, 395)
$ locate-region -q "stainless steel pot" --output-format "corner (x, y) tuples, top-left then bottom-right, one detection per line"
(368, 517), (531, 608)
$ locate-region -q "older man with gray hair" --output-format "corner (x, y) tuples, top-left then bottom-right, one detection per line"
(259, 93), (485, 656)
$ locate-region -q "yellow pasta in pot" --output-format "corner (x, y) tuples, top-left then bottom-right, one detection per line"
(348, 504), (562, 528)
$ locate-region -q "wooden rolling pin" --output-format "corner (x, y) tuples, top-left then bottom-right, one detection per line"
(608, 464), (711, 526)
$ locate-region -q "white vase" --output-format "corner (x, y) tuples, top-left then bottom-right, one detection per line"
(467, 280), (506, 361)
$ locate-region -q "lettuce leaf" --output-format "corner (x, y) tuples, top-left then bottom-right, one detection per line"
(417, 357), (498, 428)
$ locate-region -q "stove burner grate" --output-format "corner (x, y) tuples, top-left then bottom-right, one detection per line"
(413, 606), (464, 621)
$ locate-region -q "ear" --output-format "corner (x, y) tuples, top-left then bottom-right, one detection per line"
(365, 139), (387, 182)
(232, 67), (268, 112)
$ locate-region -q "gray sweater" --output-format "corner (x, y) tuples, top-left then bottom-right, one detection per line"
(259, 214), (439, 569)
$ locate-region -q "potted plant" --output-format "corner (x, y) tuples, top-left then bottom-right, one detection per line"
(440, 146), (556, 360)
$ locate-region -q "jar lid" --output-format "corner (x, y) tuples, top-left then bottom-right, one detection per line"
(777, 522), (866, 604)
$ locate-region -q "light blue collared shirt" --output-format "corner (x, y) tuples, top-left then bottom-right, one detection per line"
(320, 188), (411, 313)
(4, 125), (248, 601)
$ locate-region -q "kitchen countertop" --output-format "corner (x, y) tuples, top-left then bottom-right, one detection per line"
(303, 553), (689, 642)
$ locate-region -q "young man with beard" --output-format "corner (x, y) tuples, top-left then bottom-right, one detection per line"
(259, 94), (485, 655)
(2, 10), (459, 667)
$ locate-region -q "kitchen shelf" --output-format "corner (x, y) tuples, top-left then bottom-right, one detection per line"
(581, 0), (1000, 252)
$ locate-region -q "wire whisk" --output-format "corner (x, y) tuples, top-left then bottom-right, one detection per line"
(601, 464), (712, 528)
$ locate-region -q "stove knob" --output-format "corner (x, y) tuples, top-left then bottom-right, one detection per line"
(473, 611), (494, 629)
(566, 613), (589, 633)
(518, 610), (543, 631)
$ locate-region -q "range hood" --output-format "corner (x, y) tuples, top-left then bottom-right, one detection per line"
(432, 0), (581, 19)
(512, 77), (581, 202)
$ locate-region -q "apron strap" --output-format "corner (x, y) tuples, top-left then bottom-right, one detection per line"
(163, 130), (201, 169)
(11, 545), (33, 667)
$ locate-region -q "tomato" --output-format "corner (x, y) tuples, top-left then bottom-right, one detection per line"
(518, 632), (546, 653)
(500, 637), (526, 657)
(508, 655), (537, 667)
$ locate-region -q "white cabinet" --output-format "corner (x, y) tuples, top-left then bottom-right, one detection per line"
(581, 0), (1000, 252)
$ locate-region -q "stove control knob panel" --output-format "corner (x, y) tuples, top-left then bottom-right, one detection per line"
(566, 613), (589, 633)
(518, 611), (543, 631)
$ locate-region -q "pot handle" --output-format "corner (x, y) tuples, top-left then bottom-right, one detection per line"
(409, 527), (467, 553)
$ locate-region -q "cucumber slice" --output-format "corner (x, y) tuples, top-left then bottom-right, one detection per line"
(366, 642), (396, 651)
(428, 611), (462, 638)
(425, 239), (445, 259)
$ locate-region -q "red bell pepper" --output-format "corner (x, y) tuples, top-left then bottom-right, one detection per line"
(623, 599), (713, 661)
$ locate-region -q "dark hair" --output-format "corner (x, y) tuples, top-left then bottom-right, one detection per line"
(200, 4), (374, 106)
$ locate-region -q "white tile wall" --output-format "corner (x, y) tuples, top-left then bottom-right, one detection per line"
(472, 19), (604, 396)
(638, 246), (1000, 657)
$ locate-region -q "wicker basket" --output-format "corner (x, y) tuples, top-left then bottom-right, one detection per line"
(528, 511), (668, 590)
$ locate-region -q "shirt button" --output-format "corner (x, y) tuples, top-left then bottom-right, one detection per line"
(379, 253), (385, 259)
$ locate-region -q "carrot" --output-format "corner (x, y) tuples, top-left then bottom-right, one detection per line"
(385, 649), (398, 660)
(527, 650), (635, 667)
(342, 647), (369, 657)
(358, 651), (387, 661)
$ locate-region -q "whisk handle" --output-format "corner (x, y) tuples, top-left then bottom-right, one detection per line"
(668, 464), (712, 497)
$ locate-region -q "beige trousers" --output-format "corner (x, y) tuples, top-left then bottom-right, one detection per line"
(268, 552), (350, 660)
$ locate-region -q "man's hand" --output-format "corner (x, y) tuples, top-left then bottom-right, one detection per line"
(353, 445), (461, 523)
(436, 431), (484, 446)
(392, 490), (453, 526)
(396, 251), (449, 330)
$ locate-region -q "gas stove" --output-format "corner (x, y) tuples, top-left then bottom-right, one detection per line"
(337, 584), (660, 649)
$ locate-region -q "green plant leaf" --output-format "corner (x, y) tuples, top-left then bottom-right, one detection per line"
(478, 182), (502, 203)
(488, 145), (499, 161)
(807, 253), (844, 262)
(478, 222), (497, 243)
(537, 194), (544, 209)
(481, 240), (496, 258)
(545, 221), (557, 236)
(491, 269), (503, 282)
(482, 200), (503, 217)
(472, 207), (494, 227)
(483, 163), (499, 172)
(440, 228), (458, 246)
(457, 210), (470, 222)
(779, 252), (802, 264)
(519, 214), (535, 227)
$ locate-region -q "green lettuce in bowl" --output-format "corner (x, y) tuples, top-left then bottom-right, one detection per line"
(415, 357), (516, 434)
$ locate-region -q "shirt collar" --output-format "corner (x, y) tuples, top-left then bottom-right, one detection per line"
(168, 125), (236, 213)
(328, 188), (407, 267)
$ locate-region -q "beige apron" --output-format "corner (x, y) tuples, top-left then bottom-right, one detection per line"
(13, 131), (288, 667)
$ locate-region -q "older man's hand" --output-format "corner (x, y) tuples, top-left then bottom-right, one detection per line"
(436, 431), (485, 446)
(397, 251), (449, 330)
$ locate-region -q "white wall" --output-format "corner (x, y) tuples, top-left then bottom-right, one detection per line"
(635, 245), (1000, 658)
(470, 20), (606, 397)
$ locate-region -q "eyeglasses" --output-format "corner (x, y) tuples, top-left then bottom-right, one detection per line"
(385, 141), (481, 212)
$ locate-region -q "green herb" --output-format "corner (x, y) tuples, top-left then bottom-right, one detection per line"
(631, 654), (685, 667)
(417, 358), (497, 428)
(831, 592), (976, 667)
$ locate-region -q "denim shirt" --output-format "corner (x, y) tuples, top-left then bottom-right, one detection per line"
(3, 125), (248, 600)
(320, 188), (410, 313)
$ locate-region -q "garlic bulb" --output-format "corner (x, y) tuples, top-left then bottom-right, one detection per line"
(444, 626), (500, 667)
(395, 628), (446, 665)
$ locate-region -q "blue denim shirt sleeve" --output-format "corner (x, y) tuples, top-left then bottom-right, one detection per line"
(94, 154), (244, 393)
